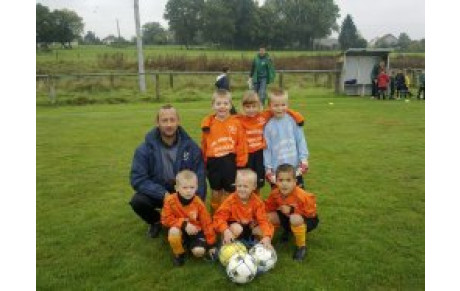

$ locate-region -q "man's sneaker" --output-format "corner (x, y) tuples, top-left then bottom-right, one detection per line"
(173, 253), (186, 266)
(147, 223), (161, 238)
(293, 246), (307, 261)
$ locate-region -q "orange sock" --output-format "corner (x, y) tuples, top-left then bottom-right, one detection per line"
(168, 234), (184, 255)
(290, 224), (307, 247)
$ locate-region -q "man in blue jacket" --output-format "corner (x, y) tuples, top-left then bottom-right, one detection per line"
(129, 104), (206, 238)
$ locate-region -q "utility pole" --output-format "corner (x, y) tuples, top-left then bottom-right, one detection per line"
(134, 0), (146, 92)
(116, 19), (121, 40)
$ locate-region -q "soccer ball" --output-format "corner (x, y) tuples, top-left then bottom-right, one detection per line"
(249, 243), (277, 273)
(218, 241), (247, 266)
(226, 253), (258, 284)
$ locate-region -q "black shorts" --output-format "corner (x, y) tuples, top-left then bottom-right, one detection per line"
(228, 221), (253, 241)
(183, 231), (207, 250)
(276, 210), (319, 233)
(246, 149), (265, 189)
(206, 153), (236, 192)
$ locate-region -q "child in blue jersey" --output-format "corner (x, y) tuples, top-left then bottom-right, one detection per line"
(263, 88), (309, 188)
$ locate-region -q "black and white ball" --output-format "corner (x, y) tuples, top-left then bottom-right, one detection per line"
(226, 253), (258, 284)
(249, 243), (277, 273)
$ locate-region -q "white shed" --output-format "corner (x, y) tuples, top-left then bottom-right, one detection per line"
(340, 48), (392, 96)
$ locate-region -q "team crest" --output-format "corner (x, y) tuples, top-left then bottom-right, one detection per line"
(228, 125), (237, 134)
(183, 151), (189, 161)
(189, 211), (198, 220)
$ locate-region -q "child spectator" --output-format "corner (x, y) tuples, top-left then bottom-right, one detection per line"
(395, 69), (408, 99)
(377, 68), (390, 100)
(263, 88), (309, 188)
(265, 164), (319, 261)
(215, 66), (237, 114)
(201, 89), (248, 213)
(161, 170), (216, 266)
(213, 169), (273, 247)
(417, 70), (425, 100)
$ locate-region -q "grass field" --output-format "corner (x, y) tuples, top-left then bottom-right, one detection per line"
(36, 90), (425, 290)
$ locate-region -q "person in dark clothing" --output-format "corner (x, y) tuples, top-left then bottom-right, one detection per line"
(215, 66), (237, 114)
(395, 69), (408, 99)
(417, 70), (425, 100)
(249, 46), (276, 106)
(389, 70), (396, 99)
(371, 60), (385, 98)
(129, 104), (206, 238)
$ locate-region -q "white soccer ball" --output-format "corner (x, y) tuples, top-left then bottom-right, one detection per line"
(226, 253), (258, 284)
(249, 243), (277, 273)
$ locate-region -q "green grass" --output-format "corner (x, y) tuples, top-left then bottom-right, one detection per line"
(37, 92), (425, 290)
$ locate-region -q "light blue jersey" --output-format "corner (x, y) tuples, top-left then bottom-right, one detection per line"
(263, 114), (309, 171)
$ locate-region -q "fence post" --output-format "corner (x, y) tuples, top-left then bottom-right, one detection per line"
(314, 73), (319, 87)
(110, 73), (115, 88)
(155, 74), (160, 100)
(279, 71), (284, 88)
(169, 73), (173, 89)
(48, 76), (56, 104)
(335, 61), (342, 95)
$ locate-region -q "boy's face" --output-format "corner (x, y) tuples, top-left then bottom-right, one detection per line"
(276, 171), (296, 196)
(176, 178), (198, 200)
(235, 175), (256, 202)
(242, 102), (260, 117)
(213, 96), (231, 119)
(270, 95), (288, 118)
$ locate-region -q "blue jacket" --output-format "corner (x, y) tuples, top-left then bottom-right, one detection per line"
(130, 127), (207, 201)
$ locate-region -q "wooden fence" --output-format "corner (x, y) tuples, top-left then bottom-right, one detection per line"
(36, 69), (341, 104)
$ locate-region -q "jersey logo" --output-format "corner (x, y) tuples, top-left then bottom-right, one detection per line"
(228, 125), (237, 134)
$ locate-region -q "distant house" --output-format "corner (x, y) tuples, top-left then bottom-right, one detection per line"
(313, 38), (339, 50)
(370, 34), (398, 48)
(102, 35), (117, 45)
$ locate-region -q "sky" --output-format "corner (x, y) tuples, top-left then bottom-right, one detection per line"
(36, 0), (425, 41)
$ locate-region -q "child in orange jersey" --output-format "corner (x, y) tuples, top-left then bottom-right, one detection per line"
(202, 90), (304, 193)
(265, 164), (319, 261)
(161, 170), (216, 266)
(201, 89), (248, 213)
(213, 169), (273, 247)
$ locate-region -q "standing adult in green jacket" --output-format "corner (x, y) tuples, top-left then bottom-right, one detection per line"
(249, 46), (276, 106)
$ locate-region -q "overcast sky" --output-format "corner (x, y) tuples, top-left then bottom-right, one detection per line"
(36, 0), (425, 41)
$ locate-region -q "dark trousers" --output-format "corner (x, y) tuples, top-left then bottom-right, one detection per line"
(371, 79), (378, 97)
(417, 86), (425, 99)
(277, 210), (319, 233)
(129, 192), (163, 225)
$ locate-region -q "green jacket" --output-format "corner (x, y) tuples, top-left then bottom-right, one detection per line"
(250, 53), (276, 84)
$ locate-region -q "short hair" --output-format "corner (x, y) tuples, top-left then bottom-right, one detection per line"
(222, 66), (229, 73)
(212, 89), (232, 103)
(156, 104), (179, 122)
(269, 88), (288, 102)
(176, 170), (198, 185)
(241, 90), (261, 107)
(275, 164), (296, 179)
(236, 168), (257, 187)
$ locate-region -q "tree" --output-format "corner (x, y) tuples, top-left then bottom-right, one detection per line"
(264, 0), (340, 49)
(142, 22), (168, 45)
(230, 0), (258, 48)
(201, 0), (235, 46)
(398, 32), (411, 51)
(36, 4), (54, 47)
(164, 0), (204, 48)
(338, 14), (364, 50)
(83, 31), (101, 44)
(52, 9), (84, 48)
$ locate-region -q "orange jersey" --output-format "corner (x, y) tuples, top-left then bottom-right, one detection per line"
(265, 186), (317, 218)
(201, 115), (248, 167)
(213, 193), (274, 238)
(161, 193), (216, 245)
(203, 110), (305, 154)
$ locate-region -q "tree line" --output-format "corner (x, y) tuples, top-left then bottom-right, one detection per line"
(36, 1), (424, 52)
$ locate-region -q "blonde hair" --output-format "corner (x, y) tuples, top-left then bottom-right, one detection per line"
(212, 89), (232, 104)
(175, 170), (198, 185)
(242, 90), (261, 107)
(269, 88), (288, 103)
(236, 169), (257, 188)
